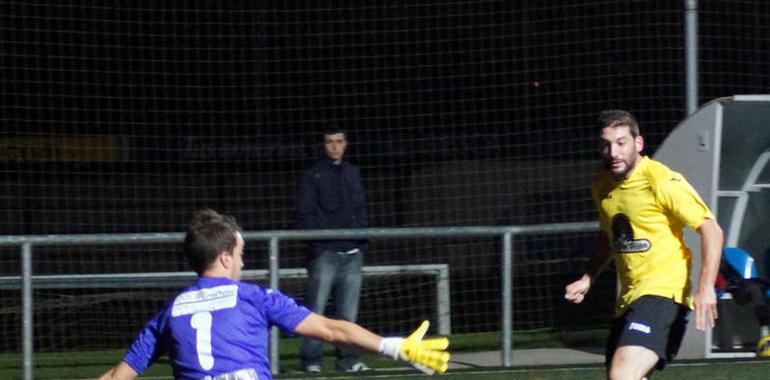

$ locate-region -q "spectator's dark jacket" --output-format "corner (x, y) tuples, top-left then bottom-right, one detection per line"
(296, 157), (368, 253)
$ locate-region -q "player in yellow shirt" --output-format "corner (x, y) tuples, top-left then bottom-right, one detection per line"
(565, 110), (724, 380)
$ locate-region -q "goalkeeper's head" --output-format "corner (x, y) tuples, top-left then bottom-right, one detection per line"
(184, 209), (245, 280)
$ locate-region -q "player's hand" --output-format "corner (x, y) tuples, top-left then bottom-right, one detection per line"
(565, 274), (591, 304)
(694, 286), (718, 331)
(379, 320), (450, 375)
(400, 320), (450, 374)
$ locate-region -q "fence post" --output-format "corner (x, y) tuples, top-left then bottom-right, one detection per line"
(22, 242), (34, 380)
(269, 237), (281, 376)
(501, 232), (513, 366)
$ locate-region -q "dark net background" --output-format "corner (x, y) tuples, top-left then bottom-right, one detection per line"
(1, 1), (769, 352)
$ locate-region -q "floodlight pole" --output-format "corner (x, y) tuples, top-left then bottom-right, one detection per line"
(685, 0), (699, 116)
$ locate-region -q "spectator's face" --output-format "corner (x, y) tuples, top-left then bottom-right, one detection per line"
(227, 232), (245, 281)
(599, 125), (643, 180)
(324, 133), (347, 162)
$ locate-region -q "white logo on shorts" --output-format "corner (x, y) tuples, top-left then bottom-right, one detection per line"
(628, 322), (651, 334)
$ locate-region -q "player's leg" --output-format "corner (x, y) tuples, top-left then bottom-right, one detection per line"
(605, 295), (690, 380)
(333, 251), (366, 371)
(300, 250), (338, 371)
(608, 345), (659, 380)
(605, 316), (658, 379)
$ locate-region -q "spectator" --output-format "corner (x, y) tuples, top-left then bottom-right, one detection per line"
(296, 127), (370, 372)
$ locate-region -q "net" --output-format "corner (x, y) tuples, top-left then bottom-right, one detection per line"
(1, 0), (769, 356)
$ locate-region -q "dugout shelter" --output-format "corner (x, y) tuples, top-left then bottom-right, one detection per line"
(653, 95), (770, 359)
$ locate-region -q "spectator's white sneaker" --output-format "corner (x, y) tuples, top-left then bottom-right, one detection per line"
(303, 364), (322, 373)
(344, 362), (372, 372)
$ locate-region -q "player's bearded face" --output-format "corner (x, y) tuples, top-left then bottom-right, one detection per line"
(599, 125), (643, 180)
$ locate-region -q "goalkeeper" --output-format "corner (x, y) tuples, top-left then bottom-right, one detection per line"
(100, 209), (449, 380)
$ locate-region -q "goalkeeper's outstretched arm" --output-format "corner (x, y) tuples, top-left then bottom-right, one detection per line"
(295, 314), (450, 374)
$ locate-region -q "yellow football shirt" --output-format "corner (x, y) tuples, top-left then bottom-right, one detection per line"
(591, 156), (715, 316)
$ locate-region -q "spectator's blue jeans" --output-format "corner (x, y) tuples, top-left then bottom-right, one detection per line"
(300, 249), (363, 369)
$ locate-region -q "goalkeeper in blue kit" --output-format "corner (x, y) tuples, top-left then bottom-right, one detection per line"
(100, 209), (449, 380)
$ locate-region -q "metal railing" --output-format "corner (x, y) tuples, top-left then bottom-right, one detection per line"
(0, 221), (598, 380)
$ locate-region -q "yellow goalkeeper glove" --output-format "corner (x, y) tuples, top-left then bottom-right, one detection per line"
(379, 320), (450, 375)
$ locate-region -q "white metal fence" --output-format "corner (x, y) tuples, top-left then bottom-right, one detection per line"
(0, 222), (598, 380)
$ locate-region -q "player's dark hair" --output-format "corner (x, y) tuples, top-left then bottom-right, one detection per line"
(184, 209), (242, 275)
(597, 109), (640, 137)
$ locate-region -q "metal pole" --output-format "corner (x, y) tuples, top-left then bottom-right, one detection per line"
(22, 242), (33, 380)
(501, 233), (513, 366)
(435, 266), (451, 335)
(685, 0), (699, 116)
(269, 237), (281, 376)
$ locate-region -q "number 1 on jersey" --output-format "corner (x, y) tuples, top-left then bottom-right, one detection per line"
(191, 311), (214, 370)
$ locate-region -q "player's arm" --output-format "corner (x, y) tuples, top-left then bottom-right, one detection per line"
(295, 313), (381, 353)
(565, 232), (612, 304)
(98, 362), (138, 380)
(100, 310), (165, 380)
(694, 218), (723, 331)
(295, 313), (450, 374)
(656, 173), (724, 330)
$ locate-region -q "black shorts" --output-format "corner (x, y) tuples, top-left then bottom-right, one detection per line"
(606, 295), (690, 370)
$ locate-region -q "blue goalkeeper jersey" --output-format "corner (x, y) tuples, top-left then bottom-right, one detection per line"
(122, 276), (311, 380)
